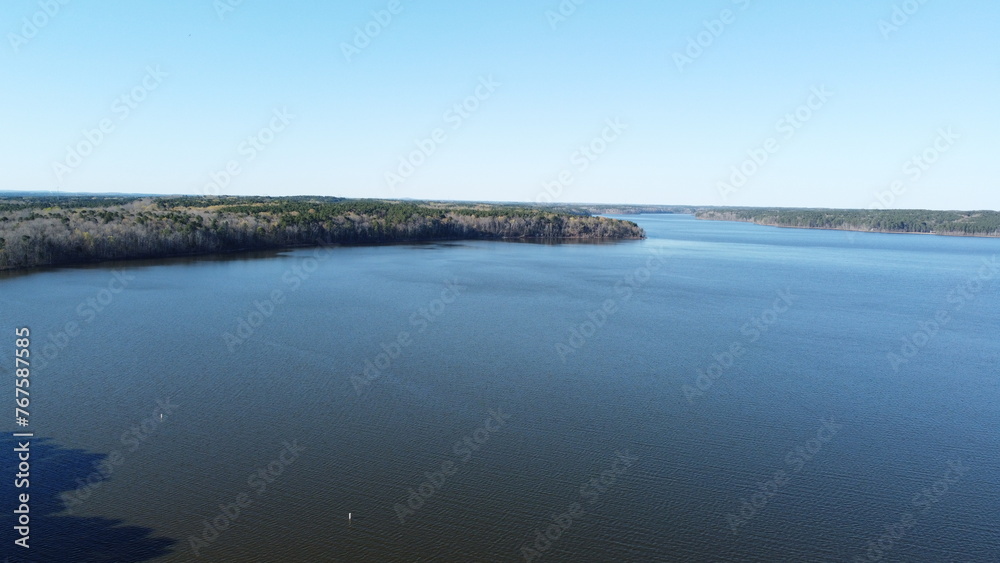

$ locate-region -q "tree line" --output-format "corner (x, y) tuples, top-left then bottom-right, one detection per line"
(0, 196), (645, 271)
(696, 208), (1000, 237)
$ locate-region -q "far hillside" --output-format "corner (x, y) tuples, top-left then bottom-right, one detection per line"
(696, 208), (1000, 237)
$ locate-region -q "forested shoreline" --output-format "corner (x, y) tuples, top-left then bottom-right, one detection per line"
(4, 195), (997, 271)
(0, 196), (644, 271)
(695, 208), (1000, 237)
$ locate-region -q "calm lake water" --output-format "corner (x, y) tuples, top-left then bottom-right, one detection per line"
(2, 214), (999, 562)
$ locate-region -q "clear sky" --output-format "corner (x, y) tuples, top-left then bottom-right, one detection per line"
(1, 0), (997, 210)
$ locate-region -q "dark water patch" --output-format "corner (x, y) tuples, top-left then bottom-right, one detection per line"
(0, 436), (176, 562)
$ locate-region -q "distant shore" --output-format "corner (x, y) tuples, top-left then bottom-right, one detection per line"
(696, 215), (1000, 238)
(693, 209), (1000, 239)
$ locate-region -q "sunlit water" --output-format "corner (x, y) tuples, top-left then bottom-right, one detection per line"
(2, 214), (998, 562)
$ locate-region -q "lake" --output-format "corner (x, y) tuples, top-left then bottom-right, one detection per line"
(2, 214), (998, 562)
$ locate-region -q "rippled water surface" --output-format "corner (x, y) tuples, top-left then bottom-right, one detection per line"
(2, 214), (998, 562)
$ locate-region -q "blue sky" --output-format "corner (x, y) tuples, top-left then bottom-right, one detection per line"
(1, 0), (997, 209)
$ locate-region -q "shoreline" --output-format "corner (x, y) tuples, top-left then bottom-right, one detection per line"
(0, 234), (645, 276)
(695, 216), (1000, 239)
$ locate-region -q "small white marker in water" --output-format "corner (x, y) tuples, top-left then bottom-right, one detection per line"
(349, 512), (352, 521)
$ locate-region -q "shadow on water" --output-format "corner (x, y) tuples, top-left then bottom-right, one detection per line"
(0, 436), (175, 562)
(0, 237), (638, 279)
(0, 249), (287, 280)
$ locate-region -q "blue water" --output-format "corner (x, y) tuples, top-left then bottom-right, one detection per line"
(1, 214), (998, 562)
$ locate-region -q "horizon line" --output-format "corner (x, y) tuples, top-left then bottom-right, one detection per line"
(0, 190), (997, 214)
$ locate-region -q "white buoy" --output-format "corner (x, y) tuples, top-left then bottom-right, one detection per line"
(349, 512), (352, 521)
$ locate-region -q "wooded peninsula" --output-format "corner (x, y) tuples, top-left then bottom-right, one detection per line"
(0, 195), (645, 271)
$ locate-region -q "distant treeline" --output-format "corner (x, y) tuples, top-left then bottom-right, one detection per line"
(696, 208), (1000, 237)
(542, 203), (690, 215)
(0, 196), (644, 271)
